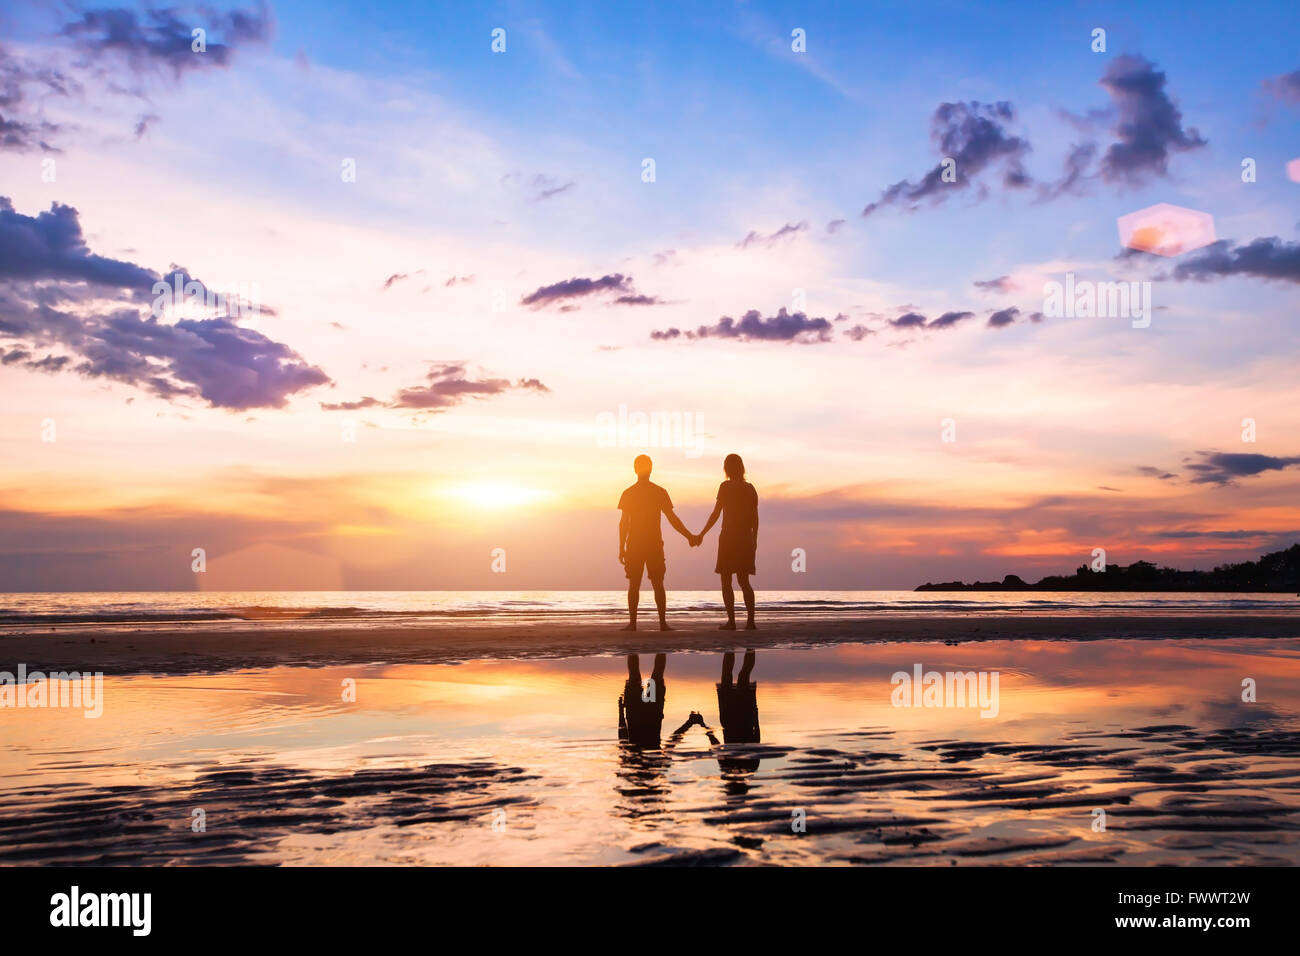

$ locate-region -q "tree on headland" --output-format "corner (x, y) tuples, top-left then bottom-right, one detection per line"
(915, 544), (1300, 592)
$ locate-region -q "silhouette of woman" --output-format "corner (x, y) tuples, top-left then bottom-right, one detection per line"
(696, 453), (759, 630)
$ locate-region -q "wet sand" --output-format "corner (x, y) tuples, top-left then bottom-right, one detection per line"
(3, 612), (1299, 676)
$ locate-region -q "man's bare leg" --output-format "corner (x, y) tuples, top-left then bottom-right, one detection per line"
(651, 578), (671, 630)
(623, 573), (641, 631)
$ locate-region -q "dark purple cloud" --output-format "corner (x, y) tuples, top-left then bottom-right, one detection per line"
(0, 196), (329, 409)
(1170, 237), (1300, 285)
(60, 4), (273, 78)
(862, 101), (1031, 217)
(321, 363), (549, 413)
(520, 273), (634, 308)
(0, 197), (156, 288)
(860, 57), (1200, 214)
(887, 310), (975, 331)
(1184, 451), (1300, 486)
(1096, 55), (1205, 184)
(652, 308), (833, 343)
(737, 221), (808, 249)
(973, 275), (1014, 293)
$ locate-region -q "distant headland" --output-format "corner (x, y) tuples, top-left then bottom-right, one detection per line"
(915, 544), (1300, 592)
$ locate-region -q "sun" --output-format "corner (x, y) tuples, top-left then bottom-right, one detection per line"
(447, 481), (549, 509)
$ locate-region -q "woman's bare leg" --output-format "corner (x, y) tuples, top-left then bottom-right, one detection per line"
(738, 572), (756, 628)
(720, 573), (736, 629)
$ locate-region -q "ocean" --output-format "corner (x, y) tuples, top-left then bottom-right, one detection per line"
(3, 589), (1298, 632)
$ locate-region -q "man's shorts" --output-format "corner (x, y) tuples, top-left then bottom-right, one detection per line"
(624, 541), (666, 582)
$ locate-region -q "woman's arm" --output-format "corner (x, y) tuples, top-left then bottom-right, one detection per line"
(699, 499), (723, 537)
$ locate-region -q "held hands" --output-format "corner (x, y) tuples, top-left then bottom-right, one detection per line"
(688, 532), (703, 547)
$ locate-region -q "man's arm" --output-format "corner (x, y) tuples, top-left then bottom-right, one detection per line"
(618, 511), (629, 563)
(664, 507), (693, 542)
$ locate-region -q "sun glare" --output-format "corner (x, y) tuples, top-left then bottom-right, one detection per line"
(448, 481), (549, 509)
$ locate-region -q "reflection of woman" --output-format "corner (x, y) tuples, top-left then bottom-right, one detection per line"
(696, 454), (759, 630)
(703, 650), (761, 785)
(715, 649), (760, 745)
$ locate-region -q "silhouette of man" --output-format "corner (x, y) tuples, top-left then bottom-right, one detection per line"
(618, 454), (696, 631)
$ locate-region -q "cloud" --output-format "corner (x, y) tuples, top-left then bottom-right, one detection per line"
(520, 273), (634, 308)
(1096, 55), (1205, 184)
(1137, 466), (1177, 480)
(133, 112), (159, 139)
(826, 219), (846, 234)
(321, 362), (549, 413)
(1156, 528), (1299, 540)
(651, 307), (833, 343)
(888, 309), (975, 331)
(0, 196), (329, 409)
(986, 307), (1019, 328)
(611, 294), (664, 306)
(1184, 451), (1300, 486)
(59, 4), (273, 78)
(1035, 141), (1097, 201)
(0, 198), (157, 288)
(1, 6), (268, 151)
(860, 57), (1199, 213)
(444, 274), (474, 287)
(737, 221), (808, 249)
(1263, 67), (1300, 104)
(530, 174), (574, 201)
(1170, 237), (1300, 284)
(861, 101), (1031, 217)
(0, 46), (75, 152)
(973, 275), (1015, 293)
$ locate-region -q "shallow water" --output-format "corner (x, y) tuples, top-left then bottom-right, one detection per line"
(2, 638), (1298, 865)
(3, 589), (1298, 632)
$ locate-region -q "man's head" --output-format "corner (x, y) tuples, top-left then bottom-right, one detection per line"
(633, 454), (653, 478)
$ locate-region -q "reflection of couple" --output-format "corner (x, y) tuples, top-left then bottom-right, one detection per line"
(617, 453), (759, 631)
(617, 650), (760, 750)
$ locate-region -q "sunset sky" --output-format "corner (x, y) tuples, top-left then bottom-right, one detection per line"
(2, 0), (1298, 591)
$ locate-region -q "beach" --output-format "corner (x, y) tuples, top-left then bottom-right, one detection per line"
(4, 611), (1300, 676)
(2, 632), (1298, 866)
(2, 608), (1300, 676)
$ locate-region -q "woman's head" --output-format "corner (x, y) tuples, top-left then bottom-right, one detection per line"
(723, 453), (745, 480)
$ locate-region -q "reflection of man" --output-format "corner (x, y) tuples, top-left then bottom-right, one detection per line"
(618, 653), (709, 748)
(618, 653), (667, 746)
(618, 455), (696, 631)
